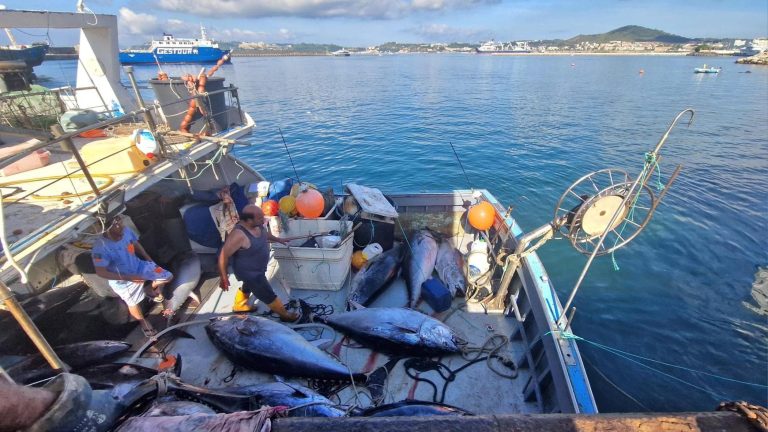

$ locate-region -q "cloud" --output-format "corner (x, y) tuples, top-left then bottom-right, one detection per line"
(156, 0), (499, 19)
(118, 7), (161, 35)
(408, 23), (486, 42)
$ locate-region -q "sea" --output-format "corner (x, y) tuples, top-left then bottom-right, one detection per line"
(36, 54), (767, 412)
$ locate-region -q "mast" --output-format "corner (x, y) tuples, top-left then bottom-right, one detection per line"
(3, 28), (18, 47)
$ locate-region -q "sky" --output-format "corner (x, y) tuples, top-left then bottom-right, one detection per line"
(2, 0), (767, 48)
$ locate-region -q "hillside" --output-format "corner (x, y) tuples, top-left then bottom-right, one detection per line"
(567, 25), (691, 44)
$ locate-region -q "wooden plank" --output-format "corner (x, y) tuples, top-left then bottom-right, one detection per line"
(271, 412), (755, 432)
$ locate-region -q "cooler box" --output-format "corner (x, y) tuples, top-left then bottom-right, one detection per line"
(272, 219), (353, 291)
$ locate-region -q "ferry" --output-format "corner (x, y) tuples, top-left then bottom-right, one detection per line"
(476, 40), (531, 54)
(0, 6), (731, 432)
(331, 48), (351, 56)
(119, 26), (230, 64)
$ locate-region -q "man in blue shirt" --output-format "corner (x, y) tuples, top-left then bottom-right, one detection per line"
(92, 215), (173, 337)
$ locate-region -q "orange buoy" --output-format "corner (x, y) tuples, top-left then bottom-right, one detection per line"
(468, 201), (495, 231)
(351, 250), (368, 270)
(279, 195), (297, 216)
(295, 188), (325, 218)
(262, 200), (279, 217)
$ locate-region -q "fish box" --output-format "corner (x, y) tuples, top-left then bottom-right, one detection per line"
(272, 219), (353, 291)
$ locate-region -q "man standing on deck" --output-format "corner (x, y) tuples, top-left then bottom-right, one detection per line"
(92, 215), (173, 337)
(218, 205), (298, 321)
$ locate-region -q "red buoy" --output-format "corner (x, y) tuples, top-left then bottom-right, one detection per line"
(262, 200), (279, 217)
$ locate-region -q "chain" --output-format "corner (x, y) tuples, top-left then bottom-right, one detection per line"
(717, 401), (768, 432)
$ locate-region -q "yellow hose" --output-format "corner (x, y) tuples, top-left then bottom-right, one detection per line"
(0, 174), (115, 202)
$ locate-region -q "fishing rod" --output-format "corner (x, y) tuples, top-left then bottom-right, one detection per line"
(449, 141), (472, 190)
(278, 127), (301, 184)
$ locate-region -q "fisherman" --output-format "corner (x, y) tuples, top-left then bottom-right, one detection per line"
(92, 215), (173, 337)
(218, 204), (299, 321)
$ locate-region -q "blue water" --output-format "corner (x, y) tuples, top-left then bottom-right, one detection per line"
(37, 55), (768, 412)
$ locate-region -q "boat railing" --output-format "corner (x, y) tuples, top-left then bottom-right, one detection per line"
(0, 84), (246, 279)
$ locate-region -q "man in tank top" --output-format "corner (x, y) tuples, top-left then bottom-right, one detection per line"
(217, 204), (298, 321)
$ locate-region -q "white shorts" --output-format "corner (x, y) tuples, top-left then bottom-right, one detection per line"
(108, 280), (146, 307)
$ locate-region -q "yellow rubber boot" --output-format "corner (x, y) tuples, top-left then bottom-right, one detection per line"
(267, 298), (300, 322)
(232, 289), (255, 313)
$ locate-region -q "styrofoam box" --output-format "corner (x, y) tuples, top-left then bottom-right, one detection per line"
(272, 219), (353, 291)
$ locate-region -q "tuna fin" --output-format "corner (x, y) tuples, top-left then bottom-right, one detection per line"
(173, 353), (183, 377)
(347, 299), (365, 310)
(236, 324), (254, 336)
(309, 338), (334, 350)
(163, 329), (195, 340)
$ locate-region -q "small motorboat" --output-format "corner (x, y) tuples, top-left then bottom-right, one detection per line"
(694, 64), (721, 74)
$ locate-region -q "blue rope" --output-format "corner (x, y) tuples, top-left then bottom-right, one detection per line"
(544, 330), (768, 394)
(610, 153), (665, 271)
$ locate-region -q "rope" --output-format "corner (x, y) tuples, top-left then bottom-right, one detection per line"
(610, 152), (665, 270)
(545, 330), (768, 399)
(717, 401), (768, 432)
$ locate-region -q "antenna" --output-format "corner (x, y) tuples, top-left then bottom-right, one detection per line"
(278, 127), (301, 184)
(483, 109), (694, 326)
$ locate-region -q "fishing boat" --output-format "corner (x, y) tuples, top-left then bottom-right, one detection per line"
(119, 26), (230, 64)
(694, 64), (721, 74)
(476, 40), (531, 54)
(0, 6), (730, 432)
(1, 29), (48, 68)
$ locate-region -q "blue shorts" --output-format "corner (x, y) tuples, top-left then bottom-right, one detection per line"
(240, 273), (277, 304)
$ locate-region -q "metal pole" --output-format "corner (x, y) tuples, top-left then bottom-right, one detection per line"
(124, 66), (167, 157)
(0, 280), (68, 372)
(51, 124), (102, 198)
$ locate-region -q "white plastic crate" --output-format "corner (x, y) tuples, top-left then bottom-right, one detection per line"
(272, 219), (353, 291)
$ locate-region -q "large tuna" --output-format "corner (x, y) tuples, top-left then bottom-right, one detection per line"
(321, 308), (463, 357)
(6, 340), (131, 384)
(221, 382), (346, 417)
(206, 315), (363, 381)
(347, 244), (404, 309)
(404, 229), (439, 308)
(435, 240), (467, 297)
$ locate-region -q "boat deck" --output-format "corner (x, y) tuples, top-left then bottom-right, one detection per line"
(136, 233), (539, 415)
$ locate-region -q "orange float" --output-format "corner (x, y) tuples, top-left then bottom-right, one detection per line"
(262, 200), (279, 217)
(468, 201), (495, 231)
(351, 250), (367, 270)
(295, 188), (325, 218)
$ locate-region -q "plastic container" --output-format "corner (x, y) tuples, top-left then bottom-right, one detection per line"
(272, 219), (353, 291)
(149, 76), (228, 134)
(466, 239), (490, 283)
(0, 149), (50, 176)
(362, 243), (383, 260)
(421, 277), (452, 312)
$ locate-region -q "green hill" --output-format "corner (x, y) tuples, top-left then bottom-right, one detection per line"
(567, 25), (691, 44)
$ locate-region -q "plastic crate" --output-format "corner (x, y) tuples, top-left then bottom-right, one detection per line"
(272, 219), (353, 291)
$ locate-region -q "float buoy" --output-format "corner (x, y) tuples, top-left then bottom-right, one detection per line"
(468, 201), (495, 231)
(295, 188), (325, 218)
(262, 200), (279, 217)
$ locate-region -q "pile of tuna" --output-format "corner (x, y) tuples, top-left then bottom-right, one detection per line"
(349, 228), (467, 310)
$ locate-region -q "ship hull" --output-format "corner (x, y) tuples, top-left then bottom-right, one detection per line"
(0, 44), (48, 67)
(119, 47), (230, 64)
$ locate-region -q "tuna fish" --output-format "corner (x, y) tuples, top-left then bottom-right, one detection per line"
(221, 382), (346, 417)
(360, 400), (473, 417)
(6, 340), (131, 384)
(435, 240), (467, 297)
(320, 308), (463, 357)
(404, 229), (439, 308)
(347, 244), (404, 309)
(165, 251), (202, 313)
(206, 315), (363, 381)
(77, 363), (160, 398)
